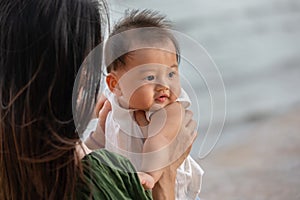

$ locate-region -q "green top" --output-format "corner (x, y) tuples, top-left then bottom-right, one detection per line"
(76, 149), (152, 200)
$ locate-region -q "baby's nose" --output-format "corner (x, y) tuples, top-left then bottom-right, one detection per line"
(155, 76), (171, 91)
(155, 83), (169, 92)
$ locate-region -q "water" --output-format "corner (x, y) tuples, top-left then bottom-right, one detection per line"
(107, 0), (300, 156)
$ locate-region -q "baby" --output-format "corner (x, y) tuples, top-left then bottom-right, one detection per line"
(103, 10), (203, 200)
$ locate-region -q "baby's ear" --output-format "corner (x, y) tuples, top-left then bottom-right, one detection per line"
(106, 73), (122, 96)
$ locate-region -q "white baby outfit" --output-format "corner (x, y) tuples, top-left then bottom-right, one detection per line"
(85, 88), (204, 200)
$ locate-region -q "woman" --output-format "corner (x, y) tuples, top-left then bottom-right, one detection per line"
(0, 0), (196, 199)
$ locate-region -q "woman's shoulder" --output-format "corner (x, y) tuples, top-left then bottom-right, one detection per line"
(81, 149), (136, 173)
(77, 149), (153, 200)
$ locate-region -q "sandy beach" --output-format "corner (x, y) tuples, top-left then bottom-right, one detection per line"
(199, 106), (300, 200)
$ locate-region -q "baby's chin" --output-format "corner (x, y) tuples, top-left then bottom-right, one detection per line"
(149, 100), (175, 112)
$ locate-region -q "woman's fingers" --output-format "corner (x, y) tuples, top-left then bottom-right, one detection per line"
(97, 100), (111, 133)
(182, 109), (193, 126)
(134, 110), (149, 126)
(94, 93), (107, 117)
(182, 109), (197, 141)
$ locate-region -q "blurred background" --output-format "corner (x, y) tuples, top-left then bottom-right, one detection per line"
(107, 0), (300, 199)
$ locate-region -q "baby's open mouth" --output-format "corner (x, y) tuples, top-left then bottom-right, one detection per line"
(155, 94), (169, 103)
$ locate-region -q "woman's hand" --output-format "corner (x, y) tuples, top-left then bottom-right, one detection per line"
(85, 94), (111, 150)
(169, 109), (197, 169)
(94, 94), (111, 134)
(137, 104), (197, 172)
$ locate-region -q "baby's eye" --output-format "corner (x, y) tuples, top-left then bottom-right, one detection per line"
(145, 75), (155, 81)
(168, 71), (176, 78)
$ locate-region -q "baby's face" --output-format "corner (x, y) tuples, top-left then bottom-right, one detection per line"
(115, 45), (181, 111)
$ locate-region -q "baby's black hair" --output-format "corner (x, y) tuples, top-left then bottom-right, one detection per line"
(105, 9), (180, 73)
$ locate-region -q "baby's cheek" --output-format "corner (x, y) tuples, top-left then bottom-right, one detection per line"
(129, 89), (153, 109)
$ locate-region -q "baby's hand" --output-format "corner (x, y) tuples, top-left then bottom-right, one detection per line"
(137, 172), (155, 190)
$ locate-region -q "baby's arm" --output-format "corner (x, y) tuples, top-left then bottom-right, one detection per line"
(141, 102), (184, 183)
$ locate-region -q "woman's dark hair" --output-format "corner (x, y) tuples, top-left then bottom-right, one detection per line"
(105, 9), (180, 73)
(0, 0), (108, 199)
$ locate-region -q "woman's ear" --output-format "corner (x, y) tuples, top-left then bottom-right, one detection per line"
(106, 73), (122, 96)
